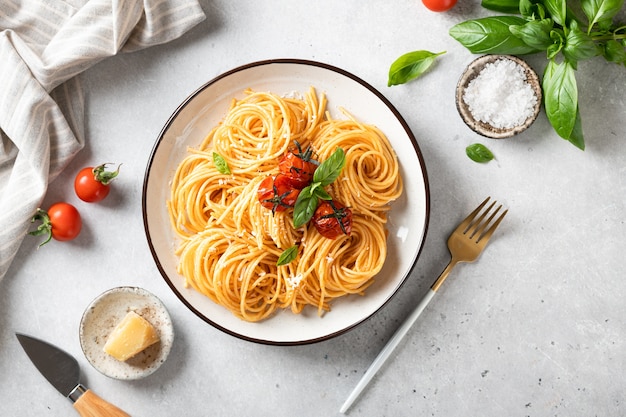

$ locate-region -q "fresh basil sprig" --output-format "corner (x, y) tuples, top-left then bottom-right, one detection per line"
(213, 152), (231, 174)
(388, 50), (446, 86)
(466, 143), (495, 163)
(293, 147), (345, 228)
(450, 0), (626, 150)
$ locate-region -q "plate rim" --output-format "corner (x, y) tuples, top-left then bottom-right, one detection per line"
(142, 58), (430, 345)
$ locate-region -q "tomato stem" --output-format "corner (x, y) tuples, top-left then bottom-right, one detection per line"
(93, 163), (121, 185)
(318, 200), (351, 236)
(292, 141), (319, 166)
(29, 209), (53, 247)
(263, 184), (296, 214)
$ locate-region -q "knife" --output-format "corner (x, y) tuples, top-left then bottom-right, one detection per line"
(16, 333), (131, 417)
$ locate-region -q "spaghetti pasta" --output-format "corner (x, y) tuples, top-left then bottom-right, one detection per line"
(168, 88), (403, 322)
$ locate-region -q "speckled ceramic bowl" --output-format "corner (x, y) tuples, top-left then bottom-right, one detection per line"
(456, 54), (542, 139)
(79, 287), (174, 380)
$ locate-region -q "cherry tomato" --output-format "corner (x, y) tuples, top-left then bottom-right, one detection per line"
(257, 174), (300, 213)
(422, 0), (457, 12)
(74, 163), (121, 202)
(278, 143), (318, 189)
(312, 200), (352, 239)
(29, 202), (82, 246)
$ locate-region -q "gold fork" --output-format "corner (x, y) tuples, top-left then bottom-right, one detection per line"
(340, 197), (508, 413)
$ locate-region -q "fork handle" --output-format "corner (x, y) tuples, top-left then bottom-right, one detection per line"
(431, 259), (458, 292)
(340, 259), (462, 413)
(339, 288), (436, 413)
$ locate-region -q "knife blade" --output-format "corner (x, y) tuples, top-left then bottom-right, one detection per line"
(16, 333), (131, 417)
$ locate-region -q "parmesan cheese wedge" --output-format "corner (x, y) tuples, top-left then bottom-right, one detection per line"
(103, 311), (160, 361)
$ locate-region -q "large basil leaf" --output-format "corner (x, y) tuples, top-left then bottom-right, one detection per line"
(449, 16), (540, 54)
(544, 0), (568, 26)
(602, 39), (626, 64)
(563, 21), (600, 66)
(543, 60), (583, 148)
(481, 0), (520, 13)
(509, 19), (554, 50)
(581, 0), (625, 30)
(388, 50), (446, 86)
(568, 107), (585, 150)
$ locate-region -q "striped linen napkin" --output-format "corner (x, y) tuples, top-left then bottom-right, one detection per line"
(0, 0), (205, 281)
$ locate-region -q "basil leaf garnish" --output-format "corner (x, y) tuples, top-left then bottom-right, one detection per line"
(213, 152), (231, 174)
(313, 148), (346, 186)
(277, 245), (298, 266)
(387, 50), (446, 86)
(293, 186), (319, 228)
(293, 147), (346, 228)
(314, 187), (332, 201)
(466, 143), (495, 163)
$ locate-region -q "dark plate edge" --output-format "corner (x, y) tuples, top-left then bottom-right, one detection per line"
(141, 58), (431, 346)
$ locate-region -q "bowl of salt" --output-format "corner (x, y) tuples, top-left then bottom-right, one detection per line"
(456, 54), (542, 139)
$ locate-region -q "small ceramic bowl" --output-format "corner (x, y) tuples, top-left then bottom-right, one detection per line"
(456, 54), (542, 139)
(79, 287), (174, 380)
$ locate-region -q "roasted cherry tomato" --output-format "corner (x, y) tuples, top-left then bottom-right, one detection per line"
(74, 163), (121, 202)
(29, 202), (82, 246)
(422, 0), (457, 12)
(278, 142), (318, 189)
(257, 174), (300, 213)
(312, 200), (352, 239)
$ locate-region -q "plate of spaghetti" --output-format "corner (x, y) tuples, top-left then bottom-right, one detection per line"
(142, 59), (429, 345)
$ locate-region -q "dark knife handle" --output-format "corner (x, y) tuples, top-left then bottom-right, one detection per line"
(73, 388), (130, 417)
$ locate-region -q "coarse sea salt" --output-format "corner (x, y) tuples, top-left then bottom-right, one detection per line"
(463, 58), (537, 129)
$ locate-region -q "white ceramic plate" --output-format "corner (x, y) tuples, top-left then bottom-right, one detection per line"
(142, 59), (429, 345)
(79, 287), (174, 379)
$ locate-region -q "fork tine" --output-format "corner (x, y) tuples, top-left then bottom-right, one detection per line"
(476, 207), (508, 244)
(466, 200), (498, 237)
(457, 197), (490, 232)
(470, 202), (501, 239)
